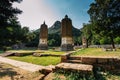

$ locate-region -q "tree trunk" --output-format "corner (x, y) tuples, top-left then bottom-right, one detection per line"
(86, 39), (89, 48)
(110, 36), (115, 49)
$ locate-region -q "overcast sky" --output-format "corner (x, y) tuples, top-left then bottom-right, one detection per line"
(13, 0), (94, 30)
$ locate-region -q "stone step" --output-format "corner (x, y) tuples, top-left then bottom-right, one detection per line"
(0, 52), (15, 57)
(69, 56), (82, 60)
(54, 63), (93, 74)
(39, 65), (55, 75)
(67, 60), (82, 63)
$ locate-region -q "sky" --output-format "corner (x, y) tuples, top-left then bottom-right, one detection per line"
(13, 0), (94, 30)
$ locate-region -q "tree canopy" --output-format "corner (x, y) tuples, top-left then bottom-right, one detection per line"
(88, 0), (120, 48)
(0, 0), (22, 49)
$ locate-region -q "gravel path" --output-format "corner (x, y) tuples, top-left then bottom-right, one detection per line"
(0, 56), (44, 72)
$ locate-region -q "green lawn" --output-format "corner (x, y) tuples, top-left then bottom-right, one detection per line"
(73, 48), (120, 58)
(7, 49), (64, 66)
(8, 56), (61, 66)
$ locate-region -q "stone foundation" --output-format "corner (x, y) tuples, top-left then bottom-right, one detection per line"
(61, 44), (73, 51)
(38, 44), (48, 50)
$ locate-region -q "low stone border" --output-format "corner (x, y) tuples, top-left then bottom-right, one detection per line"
(64, 56), (120, 70)
(0, 52), (15, 57)
(61, 50), (80, 62)
(102, 47), (116, 51)
(61, 52), (73, 62)
(53, 63), (93, 76)
(39, 65), (55, 75)
(14, 52), (33, 56)
(33, 53), (61, 57)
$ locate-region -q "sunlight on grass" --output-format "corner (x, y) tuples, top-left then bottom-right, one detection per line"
(73, 48), (120, 58)
(8, 56), (61, 66)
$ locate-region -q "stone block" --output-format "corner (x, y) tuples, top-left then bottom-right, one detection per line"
(81, 57), (97, 64)
(61, 55), (68, 62)
(97, 58), (108, 64)
(61, 44), (73, 51)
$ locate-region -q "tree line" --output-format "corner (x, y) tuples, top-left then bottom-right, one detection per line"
(0, 0), (120, 50)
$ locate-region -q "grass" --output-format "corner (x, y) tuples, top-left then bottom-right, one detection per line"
(73, 48), (120, 58)
(7, 49), (64, 66)
(8, 56), (61, 66)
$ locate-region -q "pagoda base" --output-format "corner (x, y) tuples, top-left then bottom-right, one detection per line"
(38, 44), (48, 50)
(61, 44), (73, 51)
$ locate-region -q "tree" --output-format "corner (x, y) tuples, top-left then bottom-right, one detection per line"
(0, 0), (22, 49)
(48, 33), (61, 47)
(81, 23), (93, 48)
(88, 0), (120, 49)
(114, 37), (120, 44)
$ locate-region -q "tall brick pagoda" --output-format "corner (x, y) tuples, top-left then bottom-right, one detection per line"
(61, 15), (73, 51)
(38, 21), (48, 50)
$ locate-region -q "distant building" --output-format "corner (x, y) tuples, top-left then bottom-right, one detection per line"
(61, 15), (73, 51)
(38, 22), (48, 50)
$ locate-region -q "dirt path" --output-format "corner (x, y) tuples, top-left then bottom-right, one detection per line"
(0, 56), (44, 72)
(0, 62), (44, 80)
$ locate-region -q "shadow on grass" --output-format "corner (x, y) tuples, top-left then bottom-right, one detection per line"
(93, 66), (120, 80)
(0, 64), (18, 80)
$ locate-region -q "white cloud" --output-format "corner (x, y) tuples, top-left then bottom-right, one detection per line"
(13, 0), (59, 30)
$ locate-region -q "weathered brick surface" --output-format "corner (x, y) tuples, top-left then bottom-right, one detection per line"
(55, 63), (93, 74)
(61, 52), (72, 62)
(14, 53), (33, 56)
(81, 57), (97, 64)
(63, 55), (120, 70)
(97, 58), (108, 64)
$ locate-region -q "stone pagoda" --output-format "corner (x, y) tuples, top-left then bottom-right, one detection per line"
(38, 21), (48, 50)
(61, 15), (73, 51)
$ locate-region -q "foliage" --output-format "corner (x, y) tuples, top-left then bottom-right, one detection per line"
(99, 37), (111, 44)
(88, 0), (120, 48)
(0, 0), (23, 49)
(81, 23), (93, 47)
(48, 33), (61, 47)
(54, 70), (94, 80)
(0, 51), (4, 54)
(114, 37), (120, 44)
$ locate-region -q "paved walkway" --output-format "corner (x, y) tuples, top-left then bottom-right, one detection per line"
(0, 56), (44, 72)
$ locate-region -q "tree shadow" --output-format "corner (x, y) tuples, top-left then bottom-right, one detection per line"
(93, 67), (106, 80)
(93, 66), (120, 80)
(0, 63), (18, 80)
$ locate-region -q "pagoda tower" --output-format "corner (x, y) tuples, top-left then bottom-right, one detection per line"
(61, 15), (73, 51)
(38, 21), (48, 50)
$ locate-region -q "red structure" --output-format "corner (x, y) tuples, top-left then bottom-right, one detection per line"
(38, 22), (48, 50)
(61, 15), (73, 51)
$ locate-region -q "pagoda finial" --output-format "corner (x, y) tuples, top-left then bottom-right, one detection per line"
(65, 15), (68, 18)
(43, 21), (45, 24)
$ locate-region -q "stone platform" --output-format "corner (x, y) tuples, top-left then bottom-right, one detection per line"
(0, 52), (15, 57)
(54, 63), (93, 74)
